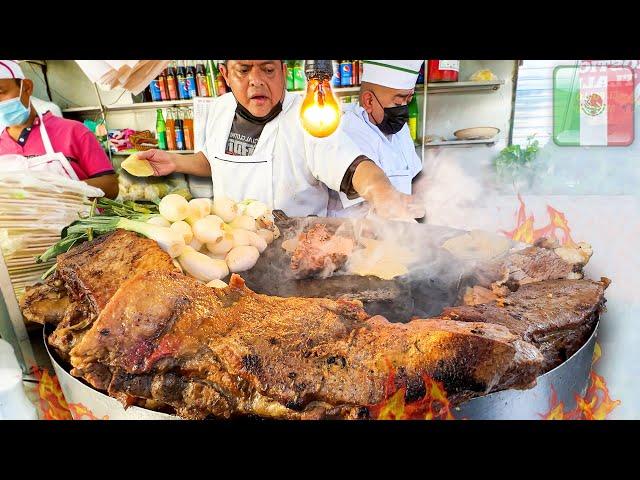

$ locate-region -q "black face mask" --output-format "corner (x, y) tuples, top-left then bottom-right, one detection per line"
(235, 99), (283, 125)
(370, 91), (409, 135)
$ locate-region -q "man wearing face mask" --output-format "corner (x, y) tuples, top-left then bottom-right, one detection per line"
(136, 60), (424, 219)
(327, 60), (424, 218)
(0, 60), (119, 198)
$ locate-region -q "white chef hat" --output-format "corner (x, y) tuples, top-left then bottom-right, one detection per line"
(361, 60), (423, 90)
(0, 60), (25, 80)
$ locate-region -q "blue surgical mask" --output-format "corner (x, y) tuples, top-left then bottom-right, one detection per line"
(0, 81), (31, 127)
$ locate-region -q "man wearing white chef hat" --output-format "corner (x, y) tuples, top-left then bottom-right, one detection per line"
(137, 60), (425, 220)
(328, 60), (424, 218)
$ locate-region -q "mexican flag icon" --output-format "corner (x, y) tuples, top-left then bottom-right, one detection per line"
(553, 65), (634, 146)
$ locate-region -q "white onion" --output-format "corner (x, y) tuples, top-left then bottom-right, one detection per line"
(212, 197), (238, 223)
(206, 233), (234, 255)
(147, 215), (171, 227)
(230, 215), (258, 232)
(206, 279), (228, 289)
(170, 221), (193, 244)
(230, 229), (253, 247)
(178, 246), (229, 281)
(192, 216), (224, 243)
(185, 198), (212, 225)
(226, 245), (260, 273)
(159, 194), (189, 222)
(245, 201), (268, 219)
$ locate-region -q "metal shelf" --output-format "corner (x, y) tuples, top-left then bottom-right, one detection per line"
(417, 80), (504, 94)
(107, 99), (193, 112)
(63, 99), (194, 114)
(424, 138), (498, 147)
(62, 81), (504, 114)
(112, 150), (194, 155)
(62, 105), (102, 113)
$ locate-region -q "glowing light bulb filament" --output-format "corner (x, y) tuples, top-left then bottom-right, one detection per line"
(299, 78), (341, 138)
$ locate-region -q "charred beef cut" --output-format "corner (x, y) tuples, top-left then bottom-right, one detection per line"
(443, 278), (608, 371)
(473, 238), (591, 294)
(20, 229), (178, 360)
(290, 224), (355, 279)
(69, 272), (543, 419)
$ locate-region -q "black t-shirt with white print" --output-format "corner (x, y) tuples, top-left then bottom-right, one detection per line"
(224, 99), (364, 196)
(225, 111), (264, 156)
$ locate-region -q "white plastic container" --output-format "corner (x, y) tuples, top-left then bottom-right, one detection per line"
(0, 339), (38, 420)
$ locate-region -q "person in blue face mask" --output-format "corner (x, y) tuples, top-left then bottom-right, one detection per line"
(0, 60), (118, 198)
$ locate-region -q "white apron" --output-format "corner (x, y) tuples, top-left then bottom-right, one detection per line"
(0, 114), (79, 180)
(207, 104), (278, 208)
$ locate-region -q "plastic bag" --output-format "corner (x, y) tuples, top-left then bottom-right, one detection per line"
(117, 168), (192, 203)
(469, 69), (498, 81)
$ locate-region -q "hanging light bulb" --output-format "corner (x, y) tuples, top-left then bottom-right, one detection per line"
(299, 60), (341, 138)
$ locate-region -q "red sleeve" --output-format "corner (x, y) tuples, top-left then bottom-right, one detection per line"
(71, 126), (114, 178)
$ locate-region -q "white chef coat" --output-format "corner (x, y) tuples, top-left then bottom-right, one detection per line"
(327, 103), (423, 218)
(199, 91), (363, 217)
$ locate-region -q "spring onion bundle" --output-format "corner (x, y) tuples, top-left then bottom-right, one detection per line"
(36, 198), (167, 276)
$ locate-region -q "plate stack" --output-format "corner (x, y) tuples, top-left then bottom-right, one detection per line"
(0, 172), (103, 300)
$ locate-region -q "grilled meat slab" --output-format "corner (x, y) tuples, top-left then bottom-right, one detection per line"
(444, 278), (608, 371)
(70, 272), (543, 419)
(20, 229), (178, 359)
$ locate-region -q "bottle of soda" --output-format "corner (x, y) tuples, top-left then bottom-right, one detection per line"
(286, 60), (295, 91)
(332, 60), (341, 88)
(148, 76), (162, 101)
(215, 61), (227, 96)
(177, 60), (189, 100)
(416, 62), (425, 85)
(166, 61), (179, 101)
(195, 60), (209, 97)
(183, 108), (194, 151)
(340, 60), (352, 87)
(186, 60), (198, 99)
(143, 85), (153, 103)
(408, 95), (419, 142)
(206, 60), (217, 98)
(156, 109), (168, 150)
(158, 68), (169, 101)
(174, 108), (185, 151)
(293, 60), (306, 91)
(165, 108), (177, 151)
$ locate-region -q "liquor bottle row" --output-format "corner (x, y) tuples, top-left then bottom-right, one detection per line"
(155, 107), (194, 151)
(144, 61), (229, 102)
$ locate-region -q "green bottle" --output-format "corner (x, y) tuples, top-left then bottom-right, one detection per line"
(408, 95), (419, 142)
(286, 60), (295, 91)
(206, 60), (217, 98)
(293, 60), (306, 91)
(156, 109), (168, 150)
